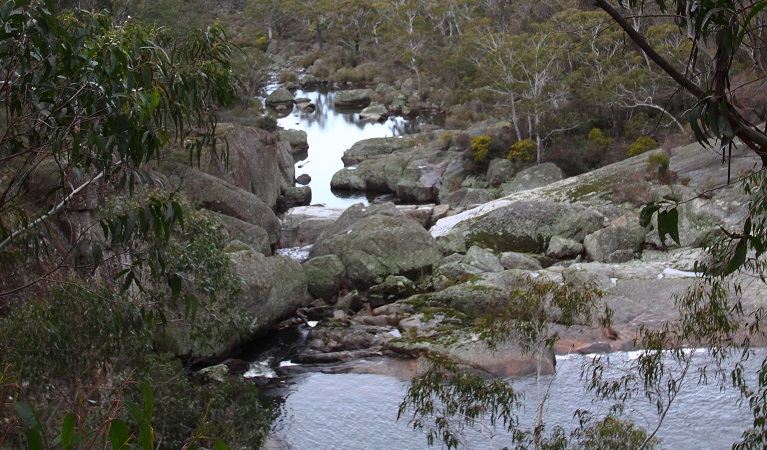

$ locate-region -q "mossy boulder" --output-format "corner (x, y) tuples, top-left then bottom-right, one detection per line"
(310, 203), (440, 289)
(303, 254), (345, 300)
(341, 137), (416, 166)
(455, 200), (604, 253)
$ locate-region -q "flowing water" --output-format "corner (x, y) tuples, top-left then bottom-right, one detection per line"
(261, 348), (763, 450)
(274, 89), (439, 208)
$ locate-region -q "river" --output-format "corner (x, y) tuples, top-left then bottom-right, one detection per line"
(262, 349), (762, 450)
(262, 88), (757, 449)
(274, 89), (436, 208)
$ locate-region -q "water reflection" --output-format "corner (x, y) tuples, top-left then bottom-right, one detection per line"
(264, 350), (762, 450)
(272, 89), (434, 208)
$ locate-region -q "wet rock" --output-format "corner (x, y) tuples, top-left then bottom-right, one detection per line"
(296, 174), (311, 185)
(278, 129), (309, 153)
(265, 87), (294, 105)
(334, 89), (373, 108)
(359, 103), (388, 122)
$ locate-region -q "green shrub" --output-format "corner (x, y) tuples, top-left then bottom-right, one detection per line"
(255, 36), (269, 51)
(439, 132), (454, 150)
(254, 115), (278, 131)
(588, 128), (612, 147)
(646, 152), (670, 174)
(628, 136), (658, 156)
(471, 135), (492, 162)
(332, 66), (366, 84)
(278, 71), (298, 83)
(133, 354), (271, 449)
(507, 138), (537, 163)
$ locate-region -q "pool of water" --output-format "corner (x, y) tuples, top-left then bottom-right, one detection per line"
(274, 89), (435, 208)
(262, 350), (762, 450)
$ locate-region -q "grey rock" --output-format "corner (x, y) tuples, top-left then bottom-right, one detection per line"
(486, 158), (517, 187)
(368, 275), (418, 307)
(279, 186), (312, 210)
(158, 251), (306, 360)
(440, 188), (497, 208)
(278, 206), (345, 248)
(499, 252), (544, 270)
(546, 236), (584, 259)
(265, 87), (294, 105)
(310, 204), (440, 288)
(295, 174), (311, 185)
(342, 137), (416, 166)
(161, 163), (281, 246)
(359, 103), (388, 121)
(584, 226), (646, 263)
(501, 162), (564, 195)
(278, 129), (309, 153)
(196, 124), (295, 210)
(216, 212), (271, 256)
(334, 89), (373, 107)
(195, 364), (229, 383)
(303, 254), (345, 300)
(455, 200), (604, 253)
(463, 246), (504, 272)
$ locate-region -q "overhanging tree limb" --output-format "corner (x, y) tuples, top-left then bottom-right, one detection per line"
(595, 0), (767, 166)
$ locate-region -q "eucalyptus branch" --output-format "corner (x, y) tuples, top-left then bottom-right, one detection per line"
(0, 166), (111, 253)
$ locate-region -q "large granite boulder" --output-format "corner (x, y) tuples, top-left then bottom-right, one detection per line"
(303, 254), (346, 300)
(278, 206), (346, 248)
(341, 137), (416, 166)
(334, 89), (373, 107)
(233, 251), (307, 335)
(192, 124), (295, 211)
(333, 146), (461, 203)
(265, 87), (294, 106)
(160, 163), (281, 246)
(449, 200), (605, 253)
(584, 225), (646, 263)
(278, 129), (309, 154)
(501, 162), (564, 195)
(215, 212), (272, 256)
(440, 187), (496, 208)
(331, 153), (410, 193)
(310, 203), (440, 288)
(486, 158), (517, 187)
(157, 250), (306, 360)
(395, 159), (446, 203)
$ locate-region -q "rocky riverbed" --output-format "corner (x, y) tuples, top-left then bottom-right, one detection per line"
(160, 86), (767, 379)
